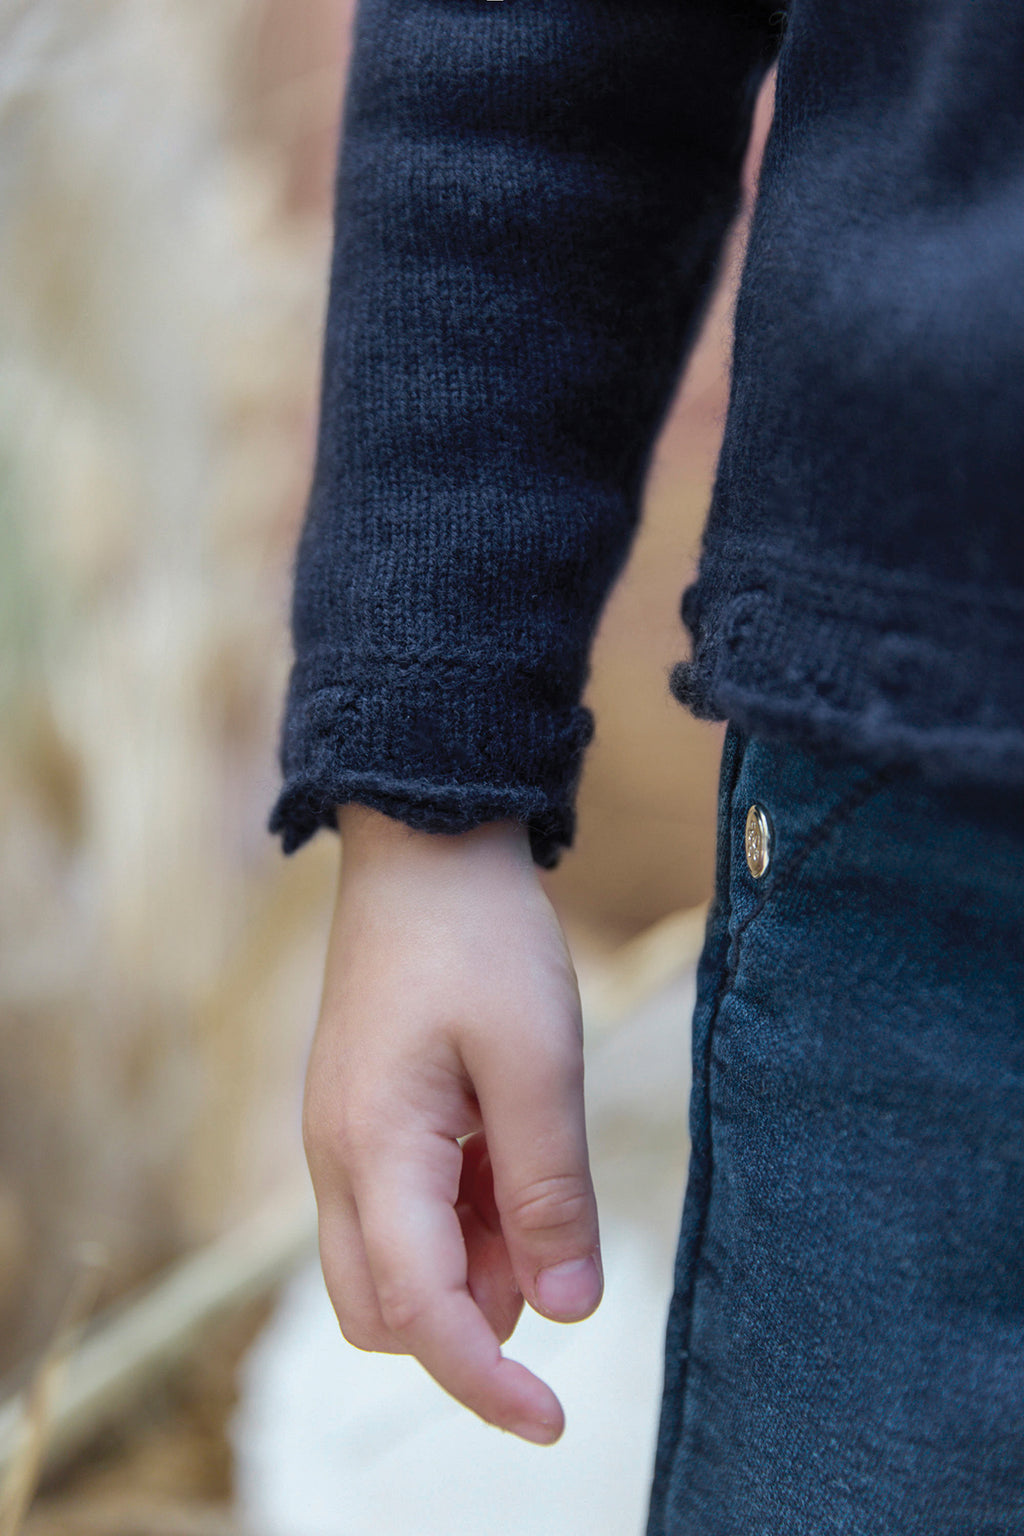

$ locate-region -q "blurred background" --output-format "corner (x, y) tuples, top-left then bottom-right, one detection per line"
(0, 3), (766, 1531)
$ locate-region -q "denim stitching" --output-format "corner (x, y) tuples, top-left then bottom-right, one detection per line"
(650, 729), (747, 1532)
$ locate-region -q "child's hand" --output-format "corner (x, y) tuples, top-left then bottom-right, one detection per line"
(302, 806), (602, 1445)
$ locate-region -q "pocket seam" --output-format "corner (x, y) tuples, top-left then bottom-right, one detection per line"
(726, 762), (901, 978)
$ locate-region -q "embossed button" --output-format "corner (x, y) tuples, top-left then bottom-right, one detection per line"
(744, 804), (772, 879)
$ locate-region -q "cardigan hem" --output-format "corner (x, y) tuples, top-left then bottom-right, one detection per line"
(673, 552), (1024, 789)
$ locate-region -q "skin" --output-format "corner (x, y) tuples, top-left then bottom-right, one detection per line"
(302, 804), (603, 1446)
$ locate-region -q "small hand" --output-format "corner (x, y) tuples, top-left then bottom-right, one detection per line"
(302, 808), (602, 1445)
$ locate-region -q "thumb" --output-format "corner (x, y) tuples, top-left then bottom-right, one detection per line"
(471, 1024), (602, 1325)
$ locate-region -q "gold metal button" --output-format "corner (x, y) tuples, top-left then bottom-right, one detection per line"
(744, 804), (772, 879)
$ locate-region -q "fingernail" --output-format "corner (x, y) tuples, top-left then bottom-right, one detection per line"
(535, 1255), (602, 1320)
(509, 1418), (560, 1446)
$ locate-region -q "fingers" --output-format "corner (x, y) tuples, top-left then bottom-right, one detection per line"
(314, 1152), (523, 1355)
(457, 1134), (524, 1346)
(351, 1142), (563, 1443)
(467, 1028), (602, 1326)
(316, 1190), (404, 1355)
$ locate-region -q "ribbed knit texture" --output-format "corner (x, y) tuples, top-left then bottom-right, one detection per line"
(270, 0), (1024, 867)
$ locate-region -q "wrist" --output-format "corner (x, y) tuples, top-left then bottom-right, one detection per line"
(336, 803), (532, 871)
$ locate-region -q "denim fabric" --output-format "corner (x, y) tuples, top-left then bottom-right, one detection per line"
(647, 726), (1024, 1535)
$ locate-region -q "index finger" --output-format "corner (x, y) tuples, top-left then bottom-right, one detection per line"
(352, 1142), (565, 1444)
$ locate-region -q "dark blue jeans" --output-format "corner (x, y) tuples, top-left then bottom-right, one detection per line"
(647, 726), (1024, 1535)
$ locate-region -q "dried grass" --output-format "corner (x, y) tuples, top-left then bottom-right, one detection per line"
(0, 0), (339, 1375)
(0, 1249), (105, 1536)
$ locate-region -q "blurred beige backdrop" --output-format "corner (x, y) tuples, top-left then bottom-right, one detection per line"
(0, 0), (757, 1451)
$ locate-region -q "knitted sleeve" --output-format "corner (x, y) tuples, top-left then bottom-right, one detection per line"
(268, 0), (781, 868)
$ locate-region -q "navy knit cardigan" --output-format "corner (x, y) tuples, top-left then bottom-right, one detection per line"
(270, 0), (1024, 869)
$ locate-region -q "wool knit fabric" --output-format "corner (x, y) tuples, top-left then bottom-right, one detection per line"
(269, 0), (1024, 869)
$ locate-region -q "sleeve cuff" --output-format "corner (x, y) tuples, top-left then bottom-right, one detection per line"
(267, 669), (594, 869)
